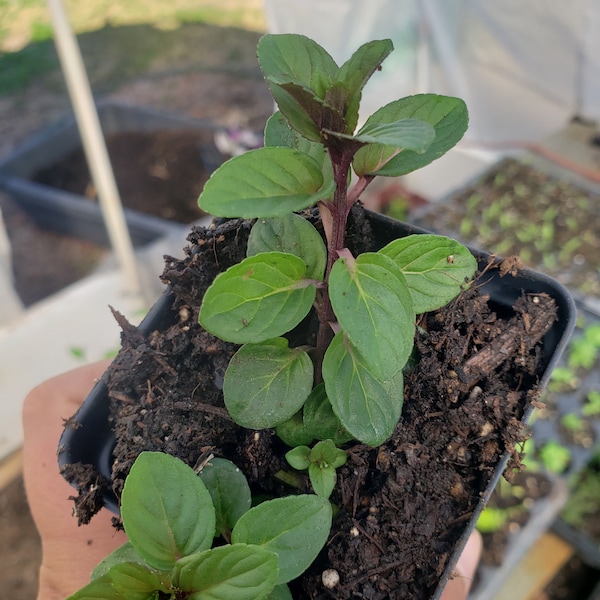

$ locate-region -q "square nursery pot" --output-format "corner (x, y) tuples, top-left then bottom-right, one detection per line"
(0, 102), (223, 247)
(470, 305), (600, 599)
(58, 211), (576, 599)
(410, 154), (600, 597)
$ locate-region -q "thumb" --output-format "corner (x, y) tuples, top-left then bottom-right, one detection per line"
(440, 530), (482, 600)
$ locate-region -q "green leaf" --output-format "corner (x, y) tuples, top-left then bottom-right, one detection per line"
(308, 463), (336, 499)
(198, 458), (252, 537)
(310, 439), (347, 470)
(108, 563), (168, 599)
(307, 440), (347, 499)
(357, 119), (435, 150)
(258, 34), (339, 140)
(69, 563), (167, 600)
(231, 494), (332, 584)
(330, 39), (394, 133)
(247, 214), (327, 281)
(91, 542), (146, 580)
(266, 83), (323, 142)
(302, 384), (353, 444)
(264, 111), (334, 186)
(175, 544), (278, 600)
(199, 252), (316, 344)
(257, 34), (338, 100)
(275, 410), (314, 447)
(268, 584), (293, 600)
(476, 507), (510, 534)
(353, 94), (468, 176)
(223, 338), (314, 429)
(67, 575), (128, 600)
(323, 332), (404, 446)
(198, 147), (334, 218)
(329, 252), (415, 380)
(285, 446), (311, 471)
(379, 234), (477, 313)
(273, 81), (346, 135)
(120, 452), (216, 571)
(326, 119), (435, 154)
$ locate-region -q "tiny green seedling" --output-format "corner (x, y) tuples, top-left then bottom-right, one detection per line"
(538, 440), (571, 474)
(583, 390), (600, 417)
(198, 33), (474, 448)
(568, 322), (600, 370)
(68, 452), (331, 600)
(561, 412), (584, 433)
(285, 439), (347, 498)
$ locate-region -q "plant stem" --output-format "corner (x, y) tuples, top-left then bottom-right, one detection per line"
(314, 147), (356, 382)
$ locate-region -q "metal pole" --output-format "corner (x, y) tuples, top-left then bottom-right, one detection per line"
(46, 0), (144, 300)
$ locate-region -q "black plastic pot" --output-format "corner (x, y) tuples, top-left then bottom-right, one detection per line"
(0, 102), (220, 247)
(58, 211), (576, 598)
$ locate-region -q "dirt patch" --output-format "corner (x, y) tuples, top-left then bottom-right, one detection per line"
(32, 130), (217, 224)
(0, 194), (107, 306)
(61, 208), (559, 599)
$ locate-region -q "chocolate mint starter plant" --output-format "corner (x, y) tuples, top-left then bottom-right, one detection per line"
(197, 33), (473, 447)
(61, 33), (573, 600)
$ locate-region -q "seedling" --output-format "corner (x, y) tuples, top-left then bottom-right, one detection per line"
(285, 439), (347, 498)
(538, 440), (571, 474)
(568, 322), (600, 370)
(198, 33), (473, 448)
(583, 390), (600, 417)
(70, 34), (475, 598)
(561, 413), (584, 433)
(69, 452), (332, 600)
(561, 448), (600, 533)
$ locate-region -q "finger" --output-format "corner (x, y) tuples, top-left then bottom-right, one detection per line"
(440, 530), (482, 600)
(22, 361), (127, 597)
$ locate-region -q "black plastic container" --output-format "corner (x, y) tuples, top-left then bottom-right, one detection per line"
(58, 212), (576, 598)
(0, 102), (220, 247)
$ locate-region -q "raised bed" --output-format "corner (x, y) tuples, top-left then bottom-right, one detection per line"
(0, 102), (223, 247)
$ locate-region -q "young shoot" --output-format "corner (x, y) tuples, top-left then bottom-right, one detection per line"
(68, 452), (332, 600)
(198, 33), (474, 449)
(285, 439), (348, 498)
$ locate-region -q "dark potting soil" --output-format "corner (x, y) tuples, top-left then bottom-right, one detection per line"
(0, 194), (107, 306)
(33, 130), (219, 224)
(62, 207), (558, 599)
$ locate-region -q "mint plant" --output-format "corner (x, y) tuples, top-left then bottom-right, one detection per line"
(285, 439), (347, 499)
(198, 33), (474, 447)
(68, 452), (331, 600)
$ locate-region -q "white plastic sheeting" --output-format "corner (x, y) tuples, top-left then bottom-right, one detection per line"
(263, 0), (600, 144)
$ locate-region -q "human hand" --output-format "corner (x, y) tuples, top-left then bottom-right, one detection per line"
(440, 530), (482, 600)
(22, 361), (127, 600)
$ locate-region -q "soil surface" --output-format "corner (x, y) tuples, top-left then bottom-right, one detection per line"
(61, 208), (559, 599)
(32, 130), (218, 224)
